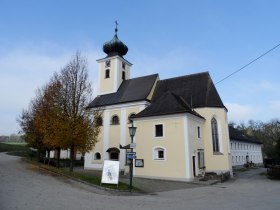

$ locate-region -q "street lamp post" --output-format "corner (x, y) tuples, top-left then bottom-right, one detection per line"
(128, 122), (137, 191)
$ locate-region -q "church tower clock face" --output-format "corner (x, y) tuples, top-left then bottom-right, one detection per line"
(105, 60), (111, 68)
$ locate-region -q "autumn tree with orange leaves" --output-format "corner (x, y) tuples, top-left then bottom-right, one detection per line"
(19, 52), (101, 171)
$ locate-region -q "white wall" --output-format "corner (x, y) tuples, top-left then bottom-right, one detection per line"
(230, 140), (263, 167)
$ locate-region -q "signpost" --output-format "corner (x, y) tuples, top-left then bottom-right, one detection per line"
(127, 152), (136, 160)
(130, 143), (136, 149)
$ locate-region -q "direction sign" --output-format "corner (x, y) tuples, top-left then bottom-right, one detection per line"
(127, 152), (136, 160)
(130, 143), (136, 149)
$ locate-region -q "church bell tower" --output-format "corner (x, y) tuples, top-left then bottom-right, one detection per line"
(97, 22), (132, 95)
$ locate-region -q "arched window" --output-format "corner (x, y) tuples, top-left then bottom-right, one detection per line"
(211, 117), (220, 153)
(94, 152), (101, 160)
(96, 116), (103, 126)
(128, 113), (136, 124)
(105, 69), (110, 78)
(153, 147), (166, 160)
(106, 147), (120, 160)
(111, 115), (119, 125)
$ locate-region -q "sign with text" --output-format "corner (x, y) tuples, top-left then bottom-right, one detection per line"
(101, 160), (120, 185)
(127, 152), (136, 160)
(130, 143), (136, 149)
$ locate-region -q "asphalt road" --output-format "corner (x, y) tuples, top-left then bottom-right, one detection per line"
(1, 153), (280, 210)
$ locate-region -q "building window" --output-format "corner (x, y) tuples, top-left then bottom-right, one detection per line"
(96, 116), (103, 126)
(122, 71), (125, 80)
(111, 115), (120, 125)
(107, 147), (120, 161)
(155, 124), (163, 137)
(105, 60), (111, 68)
(198, 150), (205, 169)
(197, 126), (201, 138)
(211, 117), (220, 153)
(105, 69), (110, 78)
(94, 152), (101, 160)
(122, 62), (126, 69)
(128, 113), (136, 124)
(153, 147), (165, 160)
(110, 152), (119, 160)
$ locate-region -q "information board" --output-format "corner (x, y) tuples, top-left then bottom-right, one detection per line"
(101, 160), (120, 185)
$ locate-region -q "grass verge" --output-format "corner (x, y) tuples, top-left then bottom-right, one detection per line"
(23, 158), (140, 192)
(0, 142), (29, 157)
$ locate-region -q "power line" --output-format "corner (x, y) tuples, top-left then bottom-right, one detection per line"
(215, 43), (280, 85)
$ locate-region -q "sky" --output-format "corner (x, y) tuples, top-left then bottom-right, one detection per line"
(0, 0), (280, 135)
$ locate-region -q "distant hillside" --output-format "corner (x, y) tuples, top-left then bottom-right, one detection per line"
(0, 135), (25, 143)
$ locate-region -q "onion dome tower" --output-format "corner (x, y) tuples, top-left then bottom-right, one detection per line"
(103, 22), (128, 57)
(97, 21), (132, 95)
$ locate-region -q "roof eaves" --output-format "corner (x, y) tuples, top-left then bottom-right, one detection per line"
(88, 99), (151, 109)
(133, 109), (205, 120)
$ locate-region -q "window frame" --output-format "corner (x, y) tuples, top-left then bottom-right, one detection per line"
(122, 62), (126, 69)
(211, 117), (220, 153)
(96, 116), (103, 126)
(197, 126), (201, 139)
(128, 113), (136, 124)
(154, 124), (164, 138)
(122, 71), (125, 80)
(197, 149), (205, 169)
(111, 115), (120, 125)
(105, 69), (110, 78)
(153, 147), (166, 160)
(94, 152), (101, 160)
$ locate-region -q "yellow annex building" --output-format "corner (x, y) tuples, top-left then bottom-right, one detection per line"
(84, 26), (232, 181)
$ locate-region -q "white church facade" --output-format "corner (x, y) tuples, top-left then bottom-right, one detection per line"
(84, 26), (232, 181)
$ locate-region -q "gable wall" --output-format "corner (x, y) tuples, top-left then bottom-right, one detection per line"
(146, 76), (159, 101)
(133, 114), (204, 181)
(134, 115), (187, 180)
(194, 107), (232, 174)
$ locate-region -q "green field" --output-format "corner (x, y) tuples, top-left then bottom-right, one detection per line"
(0, 142), (29, 157)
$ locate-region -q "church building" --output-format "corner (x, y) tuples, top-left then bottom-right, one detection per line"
(84, 26), (232, 181)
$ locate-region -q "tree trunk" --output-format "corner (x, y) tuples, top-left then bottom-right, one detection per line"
(56, 147), (61, 168)
(69, 144), (75, 172)
(37, 148), (41, 162)
(47, 149), (51, 165)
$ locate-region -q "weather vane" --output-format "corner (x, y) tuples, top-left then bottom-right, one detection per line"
(115, 20), (118, 34)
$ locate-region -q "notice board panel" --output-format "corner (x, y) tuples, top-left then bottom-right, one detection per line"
(101, 160), (120, 185)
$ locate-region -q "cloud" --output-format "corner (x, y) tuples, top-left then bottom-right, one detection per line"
(0, 45), (101, 135)
(232, 79), (278, 94)
(258, 80), (275, 91)
(130, 48), (203, 79)
(226, 101), (280, 123)
(225, 102), (257, 123)
(269, 100), (280, 117)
